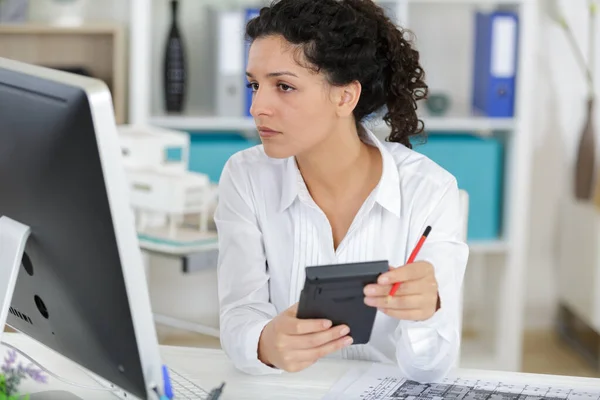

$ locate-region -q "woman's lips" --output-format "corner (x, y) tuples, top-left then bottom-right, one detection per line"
(257, 126), (281, 138)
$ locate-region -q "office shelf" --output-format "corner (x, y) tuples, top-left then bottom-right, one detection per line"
(368, 116), (516, 134)
(0, 22), (128, 124)
(150, 115), (257, 132)
(148, 114), (516, 134)
(423, 117), (516, 132)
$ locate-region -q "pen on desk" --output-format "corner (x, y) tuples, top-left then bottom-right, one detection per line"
(206, 382), (226, 400)
(162, 365), (173, 399)
(388, 226), (431, 298)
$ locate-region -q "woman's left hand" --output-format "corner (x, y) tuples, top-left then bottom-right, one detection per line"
(363, 261), (440, 321)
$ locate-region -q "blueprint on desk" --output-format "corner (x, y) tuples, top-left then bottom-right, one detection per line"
(323, 364), (600, 400)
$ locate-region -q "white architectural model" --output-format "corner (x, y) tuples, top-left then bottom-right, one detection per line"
(117, 124), (217, 239)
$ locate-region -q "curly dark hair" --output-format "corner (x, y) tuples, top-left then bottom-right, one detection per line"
(245, 0), (428, 148)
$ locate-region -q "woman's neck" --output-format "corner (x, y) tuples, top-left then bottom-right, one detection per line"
(295, 123), (380, 199)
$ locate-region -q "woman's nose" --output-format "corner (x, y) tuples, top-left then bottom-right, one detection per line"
(249, 88), (273, 118)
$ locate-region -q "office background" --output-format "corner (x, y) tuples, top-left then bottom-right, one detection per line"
(1, 0), (600, 379)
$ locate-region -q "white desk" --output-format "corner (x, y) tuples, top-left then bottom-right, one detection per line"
(2, 333), (600, 399)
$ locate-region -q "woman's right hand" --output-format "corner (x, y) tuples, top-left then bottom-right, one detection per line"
(257, 303), (353, 372)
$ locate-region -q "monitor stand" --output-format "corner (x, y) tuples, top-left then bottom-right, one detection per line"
(0, 215), (30, 347)
(0, 217), (86, 400)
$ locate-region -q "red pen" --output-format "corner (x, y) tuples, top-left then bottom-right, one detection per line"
(388, 226), (432, 297)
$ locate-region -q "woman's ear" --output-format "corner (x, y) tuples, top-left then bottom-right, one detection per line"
(335, 81), (361, 117)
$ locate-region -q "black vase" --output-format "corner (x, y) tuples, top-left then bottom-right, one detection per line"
(163, 0), (186, 113)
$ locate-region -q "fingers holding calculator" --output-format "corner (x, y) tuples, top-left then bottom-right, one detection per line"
(363, 261), (441, 321)
(257, 303), (353, 373)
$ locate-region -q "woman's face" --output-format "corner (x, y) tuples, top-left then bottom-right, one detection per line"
(246, 35), (342, 159)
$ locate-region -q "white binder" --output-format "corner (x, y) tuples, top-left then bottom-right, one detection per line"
(213, 9), (246, 117)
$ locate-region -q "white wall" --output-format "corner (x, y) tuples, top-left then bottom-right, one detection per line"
(526, 0), (600, 329)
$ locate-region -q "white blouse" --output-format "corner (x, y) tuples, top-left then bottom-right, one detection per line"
(214, 128), (469, 383)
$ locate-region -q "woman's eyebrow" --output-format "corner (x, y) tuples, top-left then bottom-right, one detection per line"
(246, 71), (299, 78)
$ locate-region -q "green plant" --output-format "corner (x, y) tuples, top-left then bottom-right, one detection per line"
(0, 350), (47, 399)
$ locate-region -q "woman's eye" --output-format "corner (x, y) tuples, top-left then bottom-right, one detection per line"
(278, 84), (294, 92)
(246, 82), (259, 91)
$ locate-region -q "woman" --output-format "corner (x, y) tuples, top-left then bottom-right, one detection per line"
(214, 0), (469, 383)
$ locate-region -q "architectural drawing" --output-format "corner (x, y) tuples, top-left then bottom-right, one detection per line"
(363, 376), (600, 400)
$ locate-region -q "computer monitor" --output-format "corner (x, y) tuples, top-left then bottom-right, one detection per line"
(0, 57), (165, 399)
